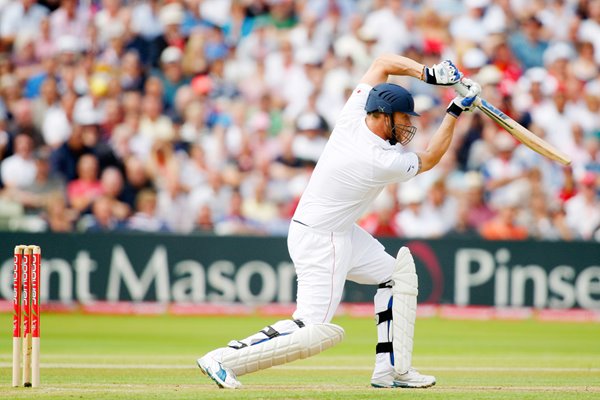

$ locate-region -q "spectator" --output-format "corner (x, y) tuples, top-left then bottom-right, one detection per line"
(5, 147), (65, 212)
(97, 23), (128, 68)
(578, 0), (600, 65)
(33, 18), (56, 62)
(145, 139), (179, 189)
(50, 0), (90, 41)
(32, 77), (59, 131)
(462, 171), (495, 230)
(179, 101), (207, 145)
(564, 172), (600, 240)
(482, 133), (529, 207)
(193, 203), (215, 234)
(73, 73), (108, 127)
(264, 38), (312, 119)
(532, 88), (583, 165)
(449, 0), (491, 45)
(362, 0), (410, 55)
(509, 15), (549, 69)
(42, 90), (77, 148)
(156, 172), (193, 233)
(479, 196), (528, 240)
(80, 195), (124, 232)
(145, 2), (186, 67)
(155, 46), (190, 115)
(1, 133), (36, 188)
(0, 0), (48, 48)
(292, 111), (328, 163)
(395, 185), (445, 238)
(94, 0), (129, 47)
(8, 99), (43, 145)
(242, 175), (278, 225)
(139, 95), (175, 143)
(66, 153), (102, 212)
(446, 198), (480, 239)
(188, 170), (232, 221)
(119, 51), (146, 92)
(422, 179), (458, 235)
(12, 30), (40, 81)
(521, 191), (572, 241)
(180, 143), (209, 191)
(130, 0), (162, 43)
(42, 192), (78, 232)
(127, 188), (169, 232)
(121, 155), (152, 209)
(214, 189), (262, 235)
(99, 166), (130, 220)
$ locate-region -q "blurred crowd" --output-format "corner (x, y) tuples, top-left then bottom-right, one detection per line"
(0, 0), (599, 240)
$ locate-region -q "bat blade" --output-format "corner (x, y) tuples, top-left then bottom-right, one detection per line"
(474, 97), (571, 166)
(454, 80), (572, 166)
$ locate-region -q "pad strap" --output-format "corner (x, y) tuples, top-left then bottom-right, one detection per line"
(375, 309), (392, 325)
(228, 340), (248, 350)
(260, 326), (280, 339)
(378, 280), (393, 289)
(376, 342), (393, 354)
(260, 320), (304, 339)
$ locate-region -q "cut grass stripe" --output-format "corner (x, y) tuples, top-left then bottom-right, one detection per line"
(1, 362), (599, 372)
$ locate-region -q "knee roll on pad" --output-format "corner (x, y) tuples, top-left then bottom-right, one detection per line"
(392, 247), (418, 296)
(220, 323), (345, 376)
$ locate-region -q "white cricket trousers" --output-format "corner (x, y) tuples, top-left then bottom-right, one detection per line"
(288, 221), (396, 324)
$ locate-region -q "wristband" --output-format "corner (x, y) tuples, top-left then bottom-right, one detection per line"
(422, 67), (436, 84)
(446, 102), (463, 118)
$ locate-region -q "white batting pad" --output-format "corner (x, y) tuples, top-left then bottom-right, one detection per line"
(392, 247), (418, 374)
(220, 323), (344, 376)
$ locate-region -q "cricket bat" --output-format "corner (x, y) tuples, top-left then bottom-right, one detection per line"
(455, 81), (572, 166)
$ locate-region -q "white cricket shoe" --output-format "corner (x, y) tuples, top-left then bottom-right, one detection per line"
(197, 355), (242, 389)
(371, 368), (436, 389)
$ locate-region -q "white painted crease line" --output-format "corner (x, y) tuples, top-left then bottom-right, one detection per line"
(278, 366), (600, 372)
(0, 362), (191, 369)
(0, 354), (188, 360)
(0, 362), (598, 372)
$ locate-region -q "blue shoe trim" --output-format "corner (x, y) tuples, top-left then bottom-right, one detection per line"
(216, 366), (227, 382)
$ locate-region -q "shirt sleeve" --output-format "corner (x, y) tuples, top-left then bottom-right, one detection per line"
(372, 150), (420, 184)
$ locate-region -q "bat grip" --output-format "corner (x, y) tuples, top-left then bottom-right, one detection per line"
(453, 79), (471, 97)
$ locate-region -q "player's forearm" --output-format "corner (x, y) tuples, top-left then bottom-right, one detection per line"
(419, 79), (480, 172)
(374, 54), (424, 80)
(417, 114), (456, 173)
(360, 54), (423, 86)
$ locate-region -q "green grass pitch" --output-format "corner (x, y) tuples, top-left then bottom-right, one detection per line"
(1, 312), (599, 399)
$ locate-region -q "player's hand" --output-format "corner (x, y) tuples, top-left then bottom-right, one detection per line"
(446, 81), (480, 118)
(422, 60), (463, 86)
(453, 77), (481, 98)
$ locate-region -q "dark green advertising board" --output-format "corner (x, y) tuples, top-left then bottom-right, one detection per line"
(1, 233), (598, 310)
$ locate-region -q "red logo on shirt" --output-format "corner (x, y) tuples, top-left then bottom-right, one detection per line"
(357, 89), (361, 93)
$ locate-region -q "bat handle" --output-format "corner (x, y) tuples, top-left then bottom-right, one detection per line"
(453, 79), (472, 97)
(453, 79), (483, 108)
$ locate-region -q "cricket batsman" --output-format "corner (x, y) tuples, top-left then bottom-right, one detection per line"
(197, 54), (481, 389)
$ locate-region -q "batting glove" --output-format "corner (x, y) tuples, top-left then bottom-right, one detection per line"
(422, 60), (463, 86)
(447, 81), (481, 118)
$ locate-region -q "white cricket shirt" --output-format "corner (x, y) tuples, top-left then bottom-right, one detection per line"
(293, 83), (420, 232)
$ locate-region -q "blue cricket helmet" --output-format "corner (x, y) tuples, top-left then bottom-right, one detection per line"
(364, 83), (420, 116)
